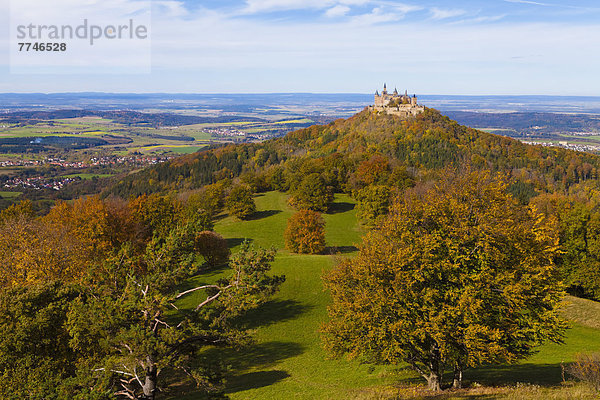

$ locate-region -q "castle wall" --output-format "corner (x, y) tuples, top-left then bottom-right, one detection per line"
(373, 87), (424, 118)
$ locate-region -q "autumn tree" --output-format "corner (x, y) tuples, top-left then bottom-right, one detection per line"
(225, 185), (256, 220)
(0, 194), (215, 291)
(0, 204), (91, 287)
(284, 210), (326, 254)
(184, 182), (227, 219)
(322, 171), (566, 391)
(128, 193), (183, 239)
(289, 173), (333, 212)
(0, 200), (35, 223)
(195, 231), (231, 267)
(351, 155), (390, 188)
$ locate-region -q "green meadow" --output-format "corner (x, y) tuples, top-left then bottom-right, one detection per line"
(172, 191), (600, 399)
(0, 191), (22, 199)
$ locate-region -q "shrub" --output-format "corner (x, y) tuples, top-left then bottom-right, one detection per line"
(195, 231), (230, 267)
(284, 210), (326, 254)
(567, 353), (600, 391)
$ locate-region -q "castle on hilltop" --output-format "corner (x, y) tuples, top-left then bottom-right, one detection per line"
(369, 84), (425, 117)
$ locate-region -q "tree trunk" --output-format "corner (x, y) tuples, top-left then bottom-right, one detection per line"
(426, 372), (442, 391)
(426, 344), (443, 391)
(452, 364), (463, 389)
(141, 359), (157, 400)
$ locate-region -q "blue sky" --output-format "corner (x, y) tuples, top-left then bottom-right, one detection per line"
(1, 0), (600, 94)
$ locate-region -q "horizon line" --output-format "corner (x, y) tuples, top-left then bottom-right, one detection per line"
(1, 92), (600, 98)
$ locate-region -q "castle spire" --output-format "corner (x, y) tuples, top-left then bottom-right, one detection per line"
(393, 87), (398, 95)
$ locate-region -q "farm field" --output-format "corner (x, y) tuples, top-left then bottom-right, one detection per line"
(0, 115), (317, 159)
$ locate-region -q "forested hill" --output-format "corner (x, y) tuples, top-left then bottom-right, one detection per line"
(105, 108), (600, 199)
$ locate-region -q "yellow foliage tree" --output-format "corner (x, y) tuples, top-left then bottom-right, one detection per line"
(322, 171), (566, 391)
(284, 210), (326, 254)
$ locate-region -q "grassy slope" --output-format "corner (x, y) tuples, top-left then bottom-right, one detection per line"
(214, 191), (407, 399)
(198, 191), (600, 399)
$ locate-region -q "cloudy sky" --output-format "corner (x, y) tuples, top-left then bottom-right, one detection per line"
(0, 0), (599, 94)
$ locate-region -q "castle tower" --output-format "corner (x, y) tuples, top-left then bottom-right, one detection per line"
(371, 85), (424, 117)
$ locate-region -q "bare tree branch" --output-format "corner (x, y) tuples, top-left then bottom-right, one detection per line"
(94, 367), (134, 377)
(133, 365), (144, 388)
(153, 318), (172, 332)
(175, 284), (221, 299)
(195, 290), (224, 311)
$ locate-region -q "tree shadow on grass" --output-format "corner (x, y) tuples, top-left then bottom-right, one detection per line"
(225, 341), (305, 373)
(234, 299), (313, 330)
(227, 370), (291, 393)
(393, 389), (503, 400)
(212, 212), (228, 222)
(226, 238), (252, 249)
(202, 340), (305, 393)
(327, 201), (355, 214)
(326, 245), (359, 255)
(248, 210), (282, 221)
(465, 363), (564, 387)
(388, 364), (563, 400)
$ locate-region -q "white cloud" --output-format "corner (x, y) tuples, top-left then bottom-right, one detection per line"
(389, 3), (423, 14)
(4, 0), (600, 94)
(152, 1), (189, 18)
(242, 0), (371, 14)
(503, 0), (553, 6)
(452, 14), (507, 24)
(502, 0), (599, 11)
(349, 6), (405, 25)
(147, 9), (600, 90)
(326, 5), (351, 17)
(340, 3), (422, 26)
(430, 7), (466, 20)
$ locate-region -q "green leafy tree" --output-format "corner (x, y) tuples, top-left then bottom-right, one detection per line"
(225, 186), (256, 220)
(184, 182), (226, 221)
(354, 185), (391, 227)
(0, 282), (83, 399)
(322, 171), (566, 391)
(129, 194), (183, 239)
(289, 173), (333, 212)
(267, 165), (289, 192)
(284, 210), (326, 254)
(67, 240), (284, 399)
(530, 193), (600, 300)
